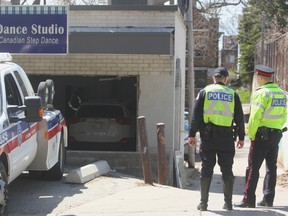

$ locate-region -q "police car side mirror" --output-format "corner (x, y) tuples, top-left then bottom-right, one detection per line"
(24, 96), (43, 122)
(7, 96), (43, 123)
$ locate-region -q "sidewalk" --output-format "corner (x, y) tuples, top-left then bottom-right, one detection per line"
(59, 136), (288, 216)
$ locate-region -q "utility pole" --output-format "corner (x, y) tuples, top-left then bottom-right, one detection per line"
(186, 0), (195, 168)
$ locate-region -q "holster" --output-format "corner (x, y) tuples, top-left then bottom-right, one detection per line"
(200, 122), (212, 139)
(256, 126), (269, 141)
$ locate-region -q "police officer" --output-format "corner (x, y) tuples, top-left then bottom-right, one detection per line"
(188, 67), (245, 211)
(235, 65), (287, 208)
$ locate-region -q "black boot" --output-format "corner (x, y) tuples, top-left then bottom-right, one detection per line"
(197, 177), (212, 211)
(234, 199), (255, 208)
(222, 176), (234, 211)
(257, 199), (273, 207)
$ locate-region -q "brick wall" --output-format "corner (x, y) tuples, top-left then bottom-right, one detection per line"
(12, 54), (173, 77)
(69, 10), (175, 28)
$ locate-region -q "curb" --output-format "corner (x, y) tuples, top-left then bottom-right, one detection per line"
(65, 160), (111, 184)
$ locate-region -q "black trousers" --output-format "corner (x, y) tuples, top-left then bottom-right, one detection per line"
(244, 131), (282, 204)
(200, 134), (235, 178)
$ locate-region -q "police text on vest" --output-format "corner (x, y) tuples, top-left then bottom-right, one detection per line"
(207, 92), (233, 102)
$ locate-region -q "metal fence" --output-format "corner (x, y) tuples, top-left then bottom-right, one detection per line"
(256, 33), (288, 91)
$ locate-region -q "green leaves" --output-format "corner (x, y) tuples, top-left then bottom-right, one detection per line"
(237, 0), (288, 86)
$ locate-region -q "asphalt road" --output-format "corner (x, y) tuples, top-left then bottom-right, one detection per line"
(7, 134), (288, 216)
(8, 169), (89, 216)
(8, 168), (143, 216)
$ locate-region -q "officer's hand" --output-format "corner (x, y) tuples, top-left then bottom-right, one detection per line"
(236, 140), (244, 149)
(188, 137), (196, 148)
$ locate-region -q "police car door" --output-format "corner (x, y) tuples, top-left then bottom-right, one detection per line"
(2, 70), (37, 182)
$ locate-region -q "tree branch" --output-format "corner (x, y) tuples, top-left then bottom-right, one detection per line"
(196, 0), (247, 12)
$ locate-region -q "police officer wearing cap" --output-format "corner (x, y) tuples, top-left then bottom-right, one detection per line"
(188, 67), (245, 211)
(235, 65), (287, 208)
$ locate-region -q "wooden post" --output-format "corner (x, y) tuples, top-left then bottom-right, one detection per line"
(157, 123), (166, 185)
(137, 116), (153, 185)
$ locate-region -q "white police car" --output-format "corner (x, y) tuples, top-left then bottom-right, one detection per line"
(0, 53), (67, 215)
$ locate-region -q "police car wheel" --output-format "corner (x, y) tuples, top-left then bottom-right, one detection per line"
(46, 79), (55, 106)
(0, 161), (8, 216)
(37, 81), (48, 109)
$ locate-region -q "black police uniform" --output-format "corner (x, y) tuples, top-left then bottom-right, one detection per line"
(189, 67), (245, 211)
(189, 83), (245, 178)
(235, 65), (287, 208)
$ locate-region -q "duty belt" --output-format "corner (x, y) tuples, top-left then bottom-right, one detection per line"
(269, 127), (287, 133)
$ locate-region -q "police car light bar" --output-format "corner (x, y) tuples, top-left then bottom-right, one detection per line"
(0, 53), (13, 62)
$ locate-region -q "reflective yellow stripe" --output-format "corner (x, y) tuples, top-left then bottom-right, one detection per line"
(263, 91), (286, 119)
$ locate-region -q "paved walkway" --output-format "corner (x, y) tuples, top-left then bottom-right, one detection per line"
(184, 136), (288, 216)
(58, 135), (288, 216)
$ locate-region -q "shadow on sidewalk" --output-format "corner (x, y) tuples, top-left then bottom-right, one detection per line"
(185, 172), (247, 195)
(211, 208), (288, 216)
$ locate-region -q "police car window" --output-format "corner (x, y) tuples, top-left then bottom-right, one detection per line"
(14, 71), (28, 96)
(4, 74), (23, 106)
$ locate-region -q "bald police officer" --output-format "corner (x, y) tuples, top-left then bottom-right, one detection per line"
(235, 65), (287, 208)
(188, 67), (245, 211)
